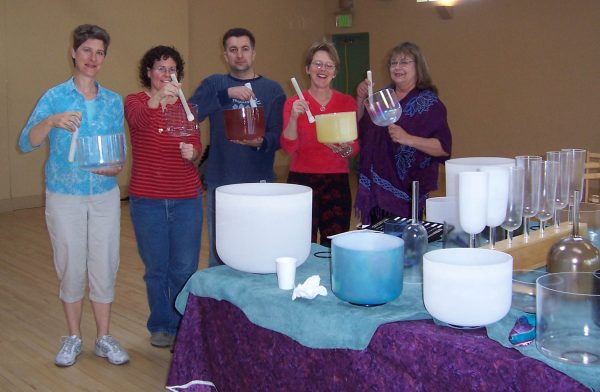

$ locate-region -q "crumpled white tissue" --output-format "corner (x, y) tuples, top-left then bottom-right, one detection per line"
(292, 275), (328, 300)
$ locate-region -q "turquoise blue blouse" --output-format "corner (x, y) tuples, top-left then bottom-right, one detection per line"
(19, 78), (125, 196)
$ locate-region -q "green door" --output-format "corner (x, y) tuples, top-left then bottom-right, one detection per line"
(331, 33), (370, 98)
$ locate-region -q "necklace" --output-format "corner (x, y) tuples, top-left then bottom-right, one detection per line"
(308, 89), (332, 112)
(316, 92), (331, 112)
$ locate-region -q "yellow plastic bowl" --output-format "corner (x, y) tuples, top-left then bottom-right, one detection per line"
(315, 111), (357, 143)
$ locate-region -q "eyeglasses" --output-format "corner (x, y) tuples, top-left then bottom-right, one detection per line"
(389, 60), (415, 68)
(152, 66), (177, 74)
(311, 61), (336, 71)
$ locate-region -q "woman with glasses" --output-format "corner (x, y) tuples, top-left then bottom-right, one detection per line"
(354, 42), (452, 224)
(18, 24), (128, 367)
(125, 45), (203, 348)
(281, 40), (359, 246)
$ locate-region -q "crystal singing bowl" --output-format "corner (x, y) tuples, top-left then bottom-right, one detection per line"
(77, 133), (125, 171)
(314, 111), (357, 144)
(512, 269), (547, 313)
(223, 106), (266, 141)
(331, 231), (404, 306)
(423, 248), (513, 327)
(536, 272), (600, 366)
(560, 203), (600, 250)
(444, 157), (515, 198)
(215, 183), (312, 274)
(363, 88), (402, 127)
(164, 103), (199, 137)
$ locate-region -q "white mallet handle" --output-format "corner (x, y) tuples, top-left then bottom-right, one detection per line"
(68, 128), (79, 163)
(244, 83), (258, 108)
(291, 77), (315, 123)
(170, 74), (195, 122)
(367, 70), (374, 105)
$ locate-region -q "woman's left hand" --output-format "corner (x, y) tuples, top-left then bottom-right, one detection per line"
(92, 165), (123, 176)
(388, 124), (410, 144)
(325, 143), (353, 158)
(179, 142), (197, 161)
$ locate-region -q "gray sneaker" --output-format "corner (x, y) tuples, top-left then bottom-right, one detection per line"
(94, 335), (129, 365)
(55, 335), (82, 367)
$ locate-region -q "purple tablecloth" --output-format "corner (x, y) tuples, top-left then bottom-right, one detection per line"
(166, 296), (588, 392)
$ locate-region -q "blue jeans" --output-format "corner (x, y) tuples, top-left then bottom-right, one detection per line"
(206, 186), (224, 267)
(129, 193), (202, 335)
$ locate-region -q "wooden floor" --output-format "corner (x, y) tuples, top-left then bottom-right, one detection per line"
(0, 201), (210, 391)
(0, 170), (422, 390)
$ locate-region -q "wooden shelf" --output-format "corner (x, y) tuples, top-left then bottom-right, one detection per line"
(481, 222), (585, 270)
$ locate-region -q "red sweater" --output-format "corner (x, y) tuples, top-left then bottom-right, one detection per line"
(125, 92), (202, 199)
(280, 90), (359, 174)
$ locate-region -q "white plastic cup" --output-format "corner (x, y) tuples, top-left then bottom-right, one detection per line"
(425, 196), (458, 228)
(275, 257), (297, 290)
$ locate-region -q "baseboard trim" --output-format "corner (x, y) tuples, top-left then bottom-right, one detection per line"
(0, 185), (129, 213)
(0, 195), (45, 213)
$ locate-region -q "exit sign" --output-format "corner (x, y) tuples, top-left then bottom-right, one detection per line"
(335, 14), (353, 28)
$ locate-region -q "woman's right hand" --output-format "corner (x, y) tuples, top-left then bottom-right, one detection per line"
(355, 78), (373, 121)
(49, 111), (82, 133)
(148, 81), (179, 109)
(290, 99), (309, 121)
(356, 78), (372, 101)
(27, 111), (81, 147)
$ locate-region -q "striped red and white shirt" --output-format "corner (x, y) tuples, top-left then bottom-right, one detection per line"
(125, 91), (202, 199)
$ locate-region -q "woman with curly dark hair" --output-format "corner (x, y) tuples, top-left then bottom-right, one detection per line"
(125, 45), (203, 348)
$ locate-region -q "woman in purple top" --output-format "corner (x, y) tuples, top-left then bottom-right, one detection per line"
(354, 42), (452, 224)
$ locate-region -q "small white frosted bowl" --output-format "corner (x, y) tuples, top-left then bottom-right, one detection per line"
(216, 183), (312, 274)
(423, 248), (513, 327)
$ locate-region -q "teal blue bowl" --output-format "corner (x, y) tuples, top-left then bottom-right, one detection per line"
(331, 232), (404, 306)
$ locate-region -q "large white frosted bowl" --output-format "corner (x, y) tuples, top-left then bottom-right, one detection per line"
(423, 248), (513, 327)
(445, 157), (514, 197)
(216, 183), (312, 273)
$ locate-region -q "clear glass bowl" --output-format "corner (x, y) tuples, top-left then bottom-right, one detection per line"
(512, 269), (546, 313)
(363, 88), (402, 127)
(164, 102), (199, 137)
(536, 272), (600, 366)
(77, 133), (125, 171)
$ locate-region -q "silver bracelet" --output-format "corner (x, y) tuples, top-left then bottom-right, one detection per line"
(339, 144), (352, 158)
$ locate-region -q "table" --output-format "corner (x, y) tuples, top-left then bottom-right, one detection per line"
(166, 245), (598, 392)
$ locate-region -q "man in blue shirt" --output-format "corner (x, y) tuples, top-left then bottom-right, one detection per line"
(190, 27), (286, 267)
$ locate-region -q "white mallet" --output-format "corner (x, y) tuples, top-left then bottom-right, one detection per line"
(291, 77), (315, 123)
(244, 82), (257, 108)
(67, 128), (79, 163)
(367, 70), (374, 107)
(170, 73), (194, 122)
(67, 112), (81, 163)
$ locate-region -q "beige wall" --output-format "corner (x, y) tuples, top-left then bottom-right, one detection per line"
(186, 0), (327, 179)
(2, 0), (190, 211)
(324, 0), (600, 158)
(0, 1), (9, 207)
(2, 0), (599, 211)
